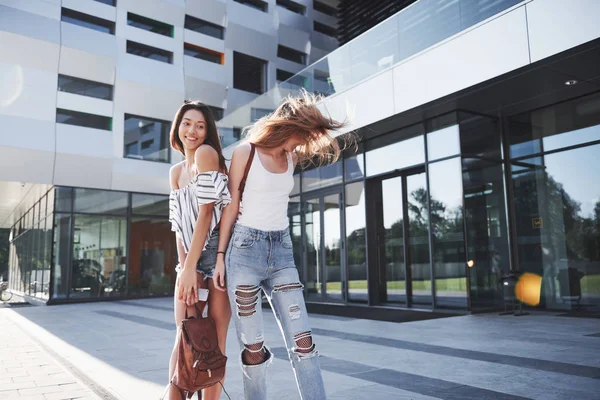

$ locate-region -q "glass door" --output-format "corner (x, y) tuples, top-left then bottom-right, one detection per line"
(371, 169), (432, 307)
(303, 189), (345, 303)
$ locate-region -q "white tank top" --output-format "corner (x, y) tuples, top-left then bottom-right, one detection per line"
(237, 150), (294, 231)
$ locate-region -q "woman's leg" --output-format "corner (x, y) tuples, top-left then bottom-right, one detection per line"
(264, 266), (325, 400)
(201, 278), (231, 400)
(168, 276), (187, 400)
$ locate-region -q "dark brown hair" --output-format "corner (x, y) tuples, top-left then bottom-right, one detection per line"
(170, 100), (227, 172)
(246, 90), (348, 166)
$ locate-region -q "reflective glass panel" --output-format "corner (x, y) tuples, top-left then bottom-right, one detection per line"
(366, 135), (425, 177)
(302, 161), (343, 192)
(345, 182), (367, 303)
(52, 214), (71, 299)
(323, 193), (342, 303)
(71, 216), (127, 299)
(132, 193), (169, 216)
(428, 158), (467, 308)
(128, 217), (177, 296)
(305, 198), (321, 301)
(74, 188), (128, 215)
(427, 125), (460, 161)
(406, 172), (431, 306)
(512, 144), (600, 310)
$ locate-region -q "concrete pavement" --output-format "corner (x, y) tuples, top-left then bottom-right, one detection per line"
(2, 297), (600, 399)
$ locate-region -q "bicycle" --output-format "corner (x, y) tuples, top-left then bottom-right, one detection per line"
(0, 282), (12, 302)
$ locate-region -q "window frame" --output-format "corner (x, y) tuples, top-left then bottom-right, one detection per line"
(233, 0), (268, 13)
(126, 40), (173, 64)
(184, 15), (224, 40)
(127, 12), (173, 37)
(61, 8), (115, 34)
(123, 113), (171, 163)
(233, 51), (268, 95)
(277, 45), (307, 65)
(276, 0), (306, 15)
(56, 108), (112, 131)
(57, 74), (114, 101)
(183, 43), (223, 64)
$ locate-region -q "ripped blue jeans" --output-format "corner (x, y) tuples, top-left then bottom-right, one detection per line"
(226, 224), (325, 400)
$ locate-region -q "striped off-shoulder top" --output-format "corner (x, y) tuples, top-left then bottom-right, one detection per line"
(169, 171), (231, 253)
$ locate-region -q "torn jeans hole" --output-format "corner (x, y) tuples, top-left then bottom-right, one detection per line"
(272, 282), (304, 294)
(288, 304), (301, 320)
(240, 343), (273, 379)
(235, 285), (260, 318)
(293, 331), (318, 360)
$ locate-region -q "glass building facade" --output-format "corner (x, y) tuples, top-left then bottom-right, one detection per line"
(7, 187), (176, 303)
(289, 91), (600, 312)
(6, 92), (600, 311)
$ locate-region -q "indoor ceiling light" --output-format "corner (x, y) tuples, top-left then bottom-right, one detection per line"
(564, 79), (578, 86)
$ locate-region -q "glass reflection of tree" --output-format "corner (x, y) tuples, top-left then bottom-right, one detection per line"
(515, 168), (600, 303)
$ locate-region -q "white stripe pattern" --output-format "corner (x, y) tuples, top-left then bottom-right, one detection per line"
(169, 171), (231, 254)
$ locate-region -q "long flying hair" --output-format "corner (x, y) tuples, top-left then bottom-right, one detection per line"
(170, 100), (227, 172)
(246, 90), (348, 166)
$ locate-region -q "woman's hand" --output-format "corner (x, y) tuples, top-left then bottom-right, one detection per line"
(178, 261), (198, 306)
(213, 256), (227, 292)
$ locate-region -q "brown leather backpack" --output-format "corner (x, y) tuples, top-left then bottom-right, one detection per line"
(170, 302), (227, 399)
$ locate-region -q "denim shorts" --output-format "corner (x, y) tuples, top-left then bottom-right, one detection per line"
(176, 229), (219, 280)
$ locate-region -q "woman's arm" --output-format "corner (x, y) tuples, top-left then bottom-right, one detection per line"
(170, 165), (187, 268)
(213, 143), (252, 291)
(178, 145), (219, 306)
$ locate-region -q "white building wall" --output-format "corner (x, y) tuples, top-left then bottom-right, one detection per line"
(0, 0), (339, 208)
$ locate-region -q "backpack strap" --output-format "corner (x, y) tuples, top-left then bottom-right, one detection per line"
(237, 143), (255, 198)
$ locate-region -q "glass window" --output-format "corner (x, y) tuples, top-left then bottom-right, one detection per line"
(277, 45), (307, 65)
(366, 135), (425, 177)
(459, 113), (501, 160)
(58, 75), (113, 100)
(74, 188), (128, 215)
(301, 161), (343, 192)
(93, 0), (116, 6)
(313, 0), (336, 16)
(128, 217), (177, 296)
(314, 21), (336, 37)
(344, 153), (364, 182)
(427, 125), (460, 161)
(184, 15), (224, 39)
(345, 182), (367, 303)
(463, 157), (510, 310)
(127, 12), (173, 37)
(52, 214), (71, 299)
(288, 198), (303, 280)
(71, 216), (127, 299)
(56, 109), (112, 131)
(206, 106), (224, 121)
(428, 158), (467, 308)
(123, 114), (171, 163)
(126, 41), (173, 64)
(55, 187), (72, 212)
(251, 108), (273, 122)
(276, 69), (295, 82)
(184, 43), (223, 64)
(61, 8), (115, 34)
(406, 172), (432, 306)
(397, 0), (460, 61)
(291, 173), (300, 196)
(132, 193), (169, 216)
(234, 0), (268, 12)
(234, 52), (267, 94)
(277, 0), (306, 15)
(509, 92), (600, 159)
(512, 143), (600, 310)
(219, 127), (242, 148)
